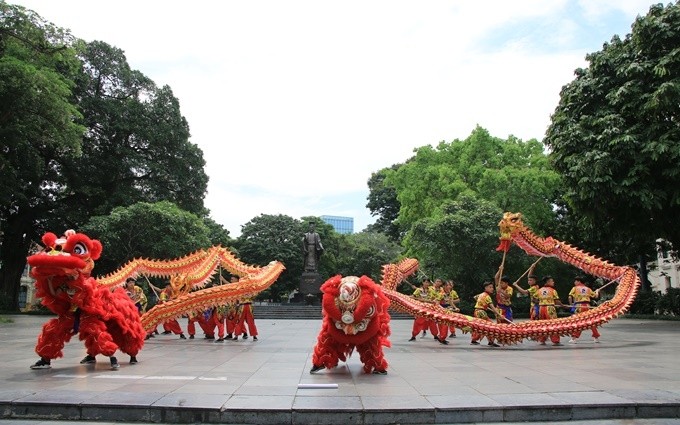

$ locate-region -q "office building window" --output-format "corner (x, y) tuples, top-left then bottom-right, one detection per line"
(320, 215), (354, 234)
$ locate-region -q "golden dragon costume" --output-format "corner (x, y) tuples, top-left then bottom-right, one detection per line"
(379, 213), (640, 345)
(96, 246), (285, 332)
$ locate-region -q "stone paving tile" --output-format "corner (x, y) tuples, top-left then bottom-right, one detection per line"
(292, 395), (363, 410)
(152, 393), (230, 409)
(551, 390), (636, 405)
(172, 383), (239, 395)
(487, 391), (570, 407)
(0, 391), (35, 403)
(354, 382), (420, 396)
(223, 394), (294, 410)
(426, 393), (502, 408)
(295, 387), (358, 397)
(85, 390), (166, 406)
(610, 389), (680, 403)
(411, 383), (480, 396)
(13, 389), (99, 405)
(3, 315), (680, 424)
(233, 384), (298, 396)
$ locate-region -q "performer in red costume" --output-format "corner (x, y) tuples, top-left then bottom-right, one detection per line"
(187, 309), (212, 339)
(27, 230), (146, 370)
(156, 285), (187, 339)
(234, 295), (258, 340)
(310, 275), (391, 375)
(568, 276), (601, 343)
(536, 276), (566, 346)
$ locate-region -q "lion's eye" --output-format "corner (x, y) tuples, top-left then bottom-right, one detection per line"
(72, 242), (88, 256)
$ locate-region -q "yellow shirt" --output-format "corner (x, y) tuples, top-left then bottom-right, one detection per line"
(474, 292), (493, 310)
(536, 286), (560, 306)
(441, 290), (459, 305)
(528, 285), (539, 306)
(569, 284), (596, 303)
(413, 287), (429, 300)
(428, 286), (444, 302)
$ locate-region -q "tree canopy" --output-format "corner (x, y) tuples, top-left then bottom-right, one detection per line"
(366, 163), (403, 243)
(405, 194), (501, 299)
(0, 5), (210, 310)
(334, 230), (404, 282)
(546, 2), (680, 257)
(0, 3), (85, 309)
(384, 126), (561, 235)
(81, 201), (227, 276)
(235, 214), (307, 302)
(61, 40), (208, 224)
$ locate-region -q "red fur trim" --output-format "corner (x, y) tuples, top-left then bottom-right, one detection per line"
(30, 230), (144, 362)
(42, 232), (57, 248)
(311, 274), (392, 373)
(352, 276), (377, 321)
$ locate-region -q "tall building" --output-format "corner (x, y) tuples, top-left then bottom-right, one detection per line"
(320, 215), (354, 234)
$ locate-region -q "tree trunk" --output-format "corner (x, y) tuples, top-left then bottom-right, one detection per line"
(0, 213), (34, 311)
(639, 253), (652, 293)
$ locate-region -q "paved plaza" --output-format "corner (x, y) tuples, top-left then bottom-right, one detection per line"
(1, 314), (679, 424)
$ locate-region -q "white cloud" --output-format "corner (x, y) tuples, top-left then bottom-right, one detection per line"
(9, 0), (656, 236)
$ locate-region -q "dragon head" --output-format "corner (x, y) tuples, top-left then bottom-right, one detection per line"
(27, 230), (103, 279)
(169, 274), (193, 297)
(498, 212), (524, 238)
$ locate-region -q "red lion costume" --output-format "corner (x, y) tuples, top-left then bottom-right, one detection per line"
(310, 275), (391, 375)
(27, 230), (146, 370)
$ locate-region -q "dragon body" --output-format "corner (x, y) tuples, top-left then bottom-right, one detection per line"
(378, 213), (640, 345)
(96, 246), (285, 332)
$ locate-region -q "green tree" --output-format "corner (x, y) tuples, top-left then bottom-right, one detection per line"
(0, 9), (210, 309)
(366, 164), (404, 242)
(406, 194), (575, 303)
(544, 2), (680, 286)
(0, 3), (84, 309)
(235, 214), (305, 302)
(81, 201), (215, 276)
(405, 194), (503, 300)
(60, 40), (208, 224)
(334, 231), (404, 282)
(386, 126), (561, 236)
(202, 217), (233, 248)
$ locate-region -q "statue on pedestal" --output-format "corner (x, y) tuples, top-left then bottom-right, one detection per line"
(299, 223), (325, 302)
(302, 223), (324, 272)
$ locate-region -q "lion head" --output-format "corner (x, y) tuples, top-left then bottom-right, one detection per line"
(28, 230), (102, 279)
(321, 275), (389, 336)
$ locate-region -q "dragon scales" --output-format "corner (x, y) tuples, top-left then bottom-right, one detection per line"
(96, 246), (285, 332)
(379, 213), (640, 345)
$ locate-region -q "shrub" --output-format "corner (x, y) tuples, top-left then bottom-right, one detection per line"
(629, 290), (661, 315)
(656, 287), (680, 316)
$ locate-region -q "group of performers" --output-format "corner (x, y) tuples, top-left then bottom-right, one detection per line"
(407, 278), (461, 344)
(408, 261), (602, 347)
(125, 276), (259, 343)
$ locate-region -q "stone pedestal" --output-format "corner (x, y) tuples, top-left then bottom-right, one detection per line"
(300, 272), (323, 305)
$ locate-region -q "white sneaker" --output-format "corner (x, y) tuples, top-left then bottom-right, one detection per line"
(593, 338), (600, 343)
(568, 338), (577, 344)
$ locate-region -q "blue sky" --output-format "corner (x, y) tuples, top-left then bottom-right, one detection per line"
(9, 0), (657, 236)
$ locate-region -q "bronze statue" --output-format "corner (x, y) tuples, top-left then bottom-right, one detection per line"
(302, 223), (324, 272)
